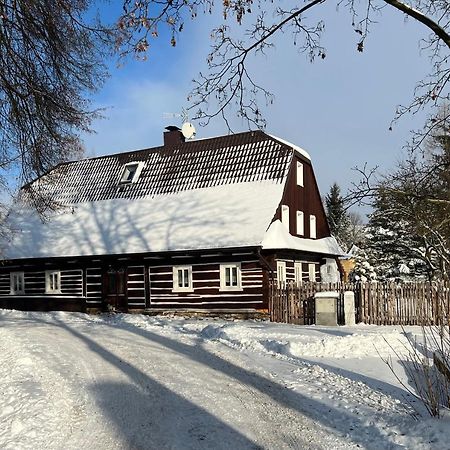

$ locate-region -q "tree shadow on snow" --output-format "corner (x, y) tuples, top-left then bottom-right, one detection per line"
(32, 316), (262, 450)
(97, 319), (412, 450)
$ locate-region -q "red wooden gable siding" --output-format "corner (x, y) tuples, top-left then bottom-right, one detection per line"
(274, 153), (331, 239)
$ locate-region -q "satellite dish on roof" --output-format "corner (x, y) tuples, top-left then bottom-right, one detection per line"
(181, 122), (196, 140)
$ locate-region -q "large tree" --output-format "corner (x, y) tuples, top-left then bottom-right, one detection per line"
(116, 0), (450, 134)
(0, 0), (109, 196)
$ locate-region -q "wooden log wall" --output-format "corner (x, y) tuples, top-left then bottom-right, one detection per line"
(0, 269), (83, 297)
(276, 259), (320, 284)
(149, 260), (264, 309)
(127, 265), (146, 308)
(85, 266), (102, 308)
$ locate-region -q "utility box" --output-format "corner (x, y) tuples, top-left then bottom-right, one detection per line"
(343, 291), (356, 326)
(315, 291), (339, 326)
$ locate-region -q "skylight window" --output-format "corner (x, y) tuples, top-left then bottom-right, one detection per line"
(119, 162), (142, 184)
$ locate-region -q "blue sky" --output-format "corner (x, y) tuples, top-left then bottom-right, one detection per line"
(84, 1), (432, 214)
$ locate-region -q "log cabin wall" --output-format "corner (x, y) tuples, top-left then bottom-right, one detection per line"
(263, 252), (324, 286)
(148, 259), (264, 310)
(0, 265), (85, 311)
(0, 249), (268, 312)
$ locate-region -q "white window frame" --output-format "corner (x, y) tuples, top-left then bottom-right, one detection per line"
(45, 270), (61, 294)
(294, 262), (302, 286)
(277, 261), (286, 288)
(119, 161), (144, 184)
(281, 204), (290, 231)
(296, 211), (304, 236)
(297, 161), (304, 187)
(172, 266), (193, 292)
(10, 272), (25, 295)
(309, 214), (317, 239)
(220, 263), (242, 291)
(308, 263), (316, 282)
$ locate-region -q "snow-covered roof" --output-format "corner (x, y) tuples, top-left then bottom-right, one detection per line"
(268, 135), (311, 160)
(262, 220), (346, 257)
(2, 131), (336, 260)
(28, 131), (293, 205)
(4, 181), (286, 259)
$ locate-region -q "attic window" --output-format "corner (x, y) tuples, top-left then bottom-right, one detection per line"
(119, 162), (141, 184)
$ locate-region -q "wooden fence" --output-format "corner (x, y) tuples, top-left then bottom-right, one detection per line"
(269, 281), (450, 326)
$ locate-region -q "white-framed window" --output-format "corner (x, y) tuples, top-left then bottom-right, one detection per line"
(308, 263), (316, 282)
(294, 262), (302, 286)
(309, 214), (317, 239)
(281, 205), (290, 230)
(10, 272), (25, 295)
(296, 211), (304, 236)
(297, 161), (304, 187)
(220, 264), (242, 291)
(277, 261), (286, 288)
(173, 266), (193, 292)
(45, 270), (61, 294)
(119, 161), (143, 184)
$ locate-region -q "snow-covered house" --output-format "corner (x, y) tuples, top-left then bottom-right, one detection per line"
(0, 128), (343, 313)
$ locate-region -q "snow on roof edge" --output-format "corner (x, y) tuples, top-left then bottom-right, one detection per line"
(261, 220), (346, 256)
(268, 135), (311, 160)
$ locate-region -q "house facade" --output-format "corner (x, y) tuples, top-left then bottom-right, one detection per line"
(0, 129), (343, 313)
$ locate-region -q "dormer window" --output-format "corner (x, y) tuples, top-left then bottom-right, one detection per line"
(119, 162), (143, 184)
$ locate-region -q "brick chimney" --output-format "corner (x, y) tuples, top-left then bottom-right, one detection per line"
(163, 126), (185, 147)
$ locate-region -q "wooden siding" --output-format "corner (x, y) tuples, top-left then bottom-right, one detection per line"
(0, 269), (83, 297)
(0, 249), (270, 312)
(149, 260), (264, 309)
(275, 154), (330, 239)
(86, 267), (102, 305)
(127, 265), (146, 307)
(275, 259), (321, 284)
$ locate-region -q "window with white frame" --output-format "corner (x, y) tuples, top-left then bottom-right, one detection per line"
(220, 264), (242, 291)
(297, 161), (304, 187)
(308, 263), (316, 282)
(45, 271), (61, 294)
(294, 262), (302, 286)
(173, 266), (193, 292)
(281, 205), (290, 230)
(277, 261), (286, 288)
(10, 272), (25, 295)
(296, 211), (304, 236)
(309, 214), (317, 239)
(119, 162), (143, 184)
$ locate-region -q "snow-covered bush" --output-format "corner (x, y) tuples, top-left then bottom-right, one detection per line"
(348, 246), (377, 282)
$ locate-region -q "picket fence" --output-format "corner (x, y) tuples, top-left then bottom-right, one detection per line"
(269, 281), (450, 326)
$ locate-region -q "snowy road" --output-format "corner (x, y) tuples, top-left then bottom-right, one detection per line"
(0, 311), (447, 450)
(0, 312), (357, 450)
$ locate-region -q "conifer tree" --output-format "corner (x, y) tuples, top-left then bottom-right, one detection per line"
(325, 183), (351, 251)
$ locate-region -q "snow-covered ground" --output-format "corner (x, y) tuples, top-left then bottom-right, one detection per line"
(0, 310), (448, 449)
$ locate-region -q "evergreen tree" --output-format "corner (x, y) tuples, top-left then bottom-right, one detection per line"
(325, 183), (351, 251)
(362, 109), (450, 280)
(365, 190), (432, 280)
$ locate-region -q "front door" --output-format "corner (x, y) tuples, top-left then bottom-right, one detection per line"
(103, 266), (127, 312)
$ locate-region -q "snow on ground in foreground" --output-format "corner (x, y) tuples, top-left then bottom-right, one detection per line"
(0, 310), (449, 450)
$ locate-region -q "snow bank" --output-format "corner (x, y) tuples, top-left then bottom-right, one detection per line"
(184, 321), (412, 359)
